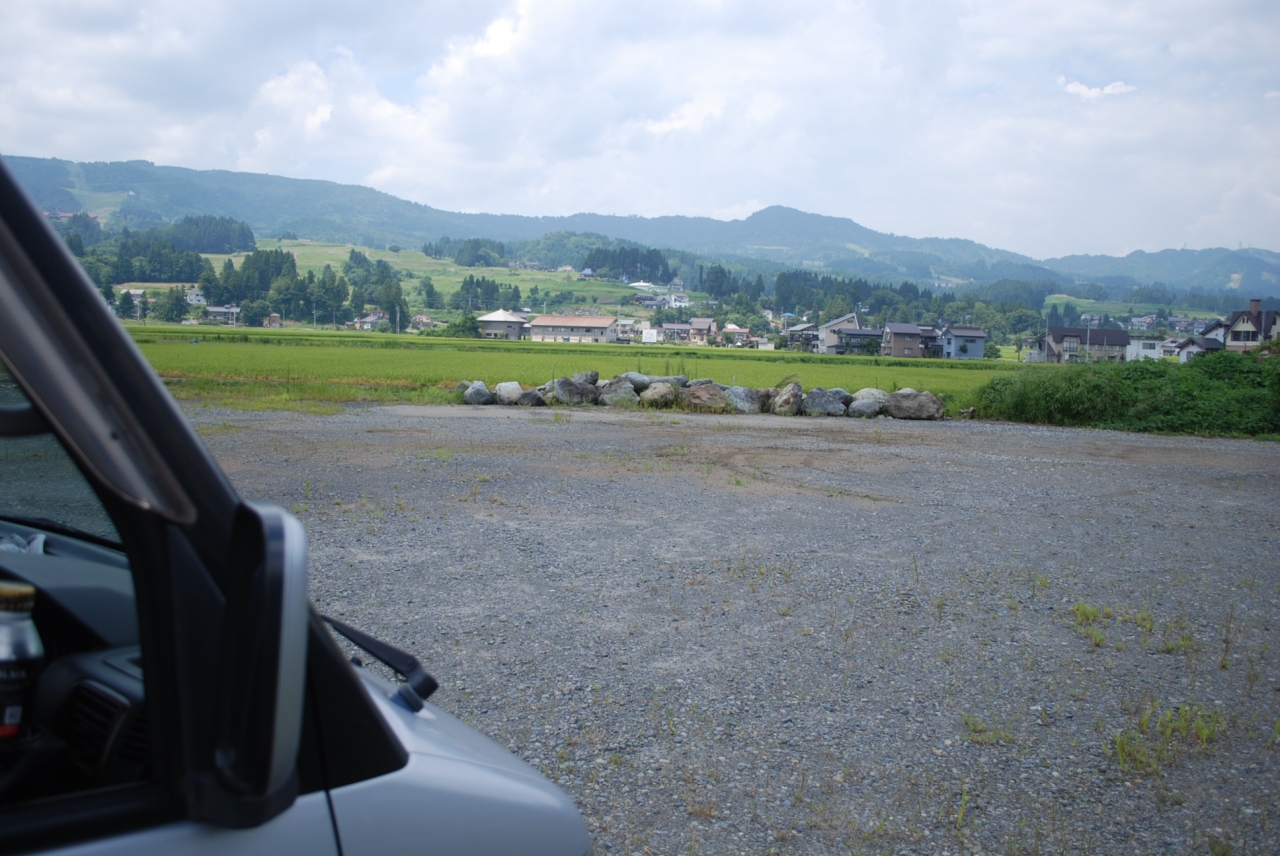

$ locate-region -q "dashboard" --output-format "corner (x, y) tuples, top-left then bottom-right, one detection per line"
(0, 520), (149, 804)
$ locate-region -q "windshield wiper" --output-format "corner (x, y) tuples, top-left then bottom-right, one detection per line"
(322, 615), (439, 711)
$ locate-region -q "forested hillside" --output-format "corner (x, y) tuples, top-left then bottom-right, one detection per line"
(7, 155), (1278, 294)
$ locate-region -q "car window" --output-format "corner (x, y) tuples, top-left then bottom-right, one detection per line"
(0, 368), (120, 544)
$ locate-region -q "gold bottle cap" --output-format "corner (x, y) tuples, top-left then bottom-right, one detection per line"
(0, 581), (36, 613)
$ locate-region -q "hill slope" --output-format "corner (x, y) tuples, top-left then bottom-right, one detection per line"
(6, 155), (1278, 293)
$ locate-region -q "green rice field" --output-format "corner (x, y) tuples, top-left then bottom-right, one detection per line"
(129, 325), (1037, 413)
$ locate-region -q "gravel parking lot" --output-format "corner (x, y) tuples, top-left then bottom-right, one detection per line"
(190, 404), (1280, 856)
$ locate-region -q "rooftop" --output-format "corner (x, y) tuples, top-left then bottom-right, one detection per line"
(529, 315), (619, 327)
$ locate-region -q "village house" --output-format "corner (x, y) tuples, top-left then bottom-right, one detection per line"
(721, 323), (750, 344)
(1125, 333), (1164, 361)
(1175, 336), (1225, 362)
(818, 312), (862, 353)
(1035, 327), (1130, 363)
(818, 312), (883, 355)
(941, 325), (988, 359)
(661, 322), (693, 343)
(354, 309), (388, 331)
(917, 325), (944, 358)
(614, 318), (641, 342)
(1222, 299), (1279, 353)
(206, 305), (240, 324)
(528, 315), (618, 343)
(786, 322), (819, 351)
(264, 313), (282, 329)
(476, 309), (527, 340)
(882, 322), (924, 357)
(688, 317), (717, 345)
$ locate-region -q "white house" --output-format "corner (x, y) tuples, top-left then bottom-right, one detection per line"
(528, 315), (618, 343)
(1125, 333), (1164, 362)
(476, 309), (526, 340)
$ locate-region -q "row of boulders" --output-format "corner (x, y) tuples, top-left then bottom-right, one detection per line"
(456, 371), (946, 420)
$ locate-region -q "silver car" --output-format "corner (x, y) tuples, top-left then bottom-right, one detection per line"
(0, 157), (591, 856)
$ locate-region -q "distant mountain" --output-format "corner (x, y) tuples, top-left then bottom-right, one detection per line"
(5, 155), (1278, 294)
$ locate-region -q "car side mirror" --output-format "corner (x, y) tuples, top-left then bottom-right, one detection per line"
(210, 502), (309, 827)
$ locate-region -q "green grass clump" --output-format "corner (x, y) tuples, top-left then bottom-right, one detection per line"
(975, 350), (1280, 436)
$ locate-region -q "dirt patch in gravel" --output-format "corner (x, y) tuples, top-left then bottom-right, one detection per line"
(189, 403), (1280, 856)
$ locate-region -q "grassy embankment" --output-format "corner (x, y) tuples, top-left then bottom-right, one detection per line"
(129, 325), (1027, 414)
(978, 349), (1280, 437)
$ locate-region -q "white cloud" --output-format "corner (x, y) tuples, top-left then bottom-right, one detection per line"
(0, 0), (1277, 257)
(1059, 76), (1138, 101)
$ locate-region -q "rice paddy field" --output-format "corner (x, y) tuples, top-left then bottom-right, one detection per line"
(129, 325), (1035, 413)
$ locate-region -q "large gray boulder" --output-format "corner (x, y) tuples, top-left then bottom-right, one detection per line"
(757, 388), (779, 413)
(846, 398), (882, 418)
(621, 372), (651, 391)
(552, 376), (599, 406)
(598, 377), (641, 407)
(516, 389), (547, 406)
(801, 388), (847, 416)
(896, 387), (918, 396)
(464, 381), (494, 405)
(687, 378), (717, 387)
(571, 370), (599, 386)
(646, 374), (687, 388)
(640, 382), (676, 407)
(771, 382), (803, 416)
(456, 381), (473, 393)
(678, 384), (732, 413)
(724, 386), (760, 414)
(885, 390), (945, 420)
(829, 388), (854, 406)
(493, 381), (524, 405)
(852, 387), (890, 408)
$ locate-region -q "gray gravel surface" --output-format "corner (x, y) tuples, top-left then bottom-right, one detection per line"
(189, 404), (1280, 856)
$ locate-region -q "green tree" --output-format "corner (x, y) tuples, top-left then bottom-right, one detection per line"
(66, 232), (84, 257)
(417, 275), (441, 310)
(115, 289), (135, 319)
(241, 299), (271, 327)
(984, 339), (1003, 359)
(856, 336), (882, 356)
(824, 294), (852, 320)
(443, 312), (481, 338)
(154, 286), (188, 322)
(309, 265), (349, 326)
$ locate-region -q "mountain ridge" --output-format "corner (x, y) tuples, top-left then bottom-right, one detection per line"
(5, 154), (1278, 294)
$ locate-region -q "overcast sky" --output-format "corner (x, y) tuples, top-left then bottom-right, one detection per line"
(1, 0), (1276, 258)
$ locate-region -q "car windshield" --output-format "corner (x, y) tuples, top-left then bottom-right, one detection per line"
(0, 367), (120, 544)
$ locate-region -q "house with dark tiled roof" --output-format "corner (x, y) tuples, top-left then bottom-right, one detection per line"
(941, 326), (988, 360)
(882, 322), (924, 357)
(1223, 299), (1279, 353)
(688, 317), (717, 345)
(1036, 327), (1129, 363)
(1175, 336), (1225, 362)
